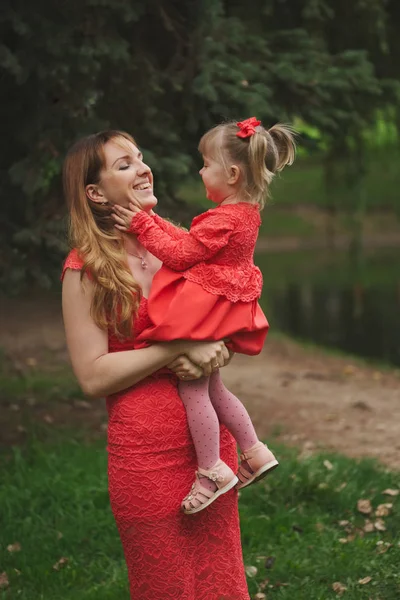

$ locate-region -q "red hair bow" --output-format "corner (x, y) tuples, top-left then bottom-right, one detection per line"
(236, 117), (261, 138)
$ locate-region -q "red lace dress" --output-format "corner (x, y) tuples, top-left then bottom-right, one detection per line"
(131, 203), (269, 355)
(62, 250), (250, 600)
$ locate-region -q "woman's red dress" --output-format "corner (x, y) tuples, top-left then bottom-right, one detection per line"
(62, 250), (250, 600)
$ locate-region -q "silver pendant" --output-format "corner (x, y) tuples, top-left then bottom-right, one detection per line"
(141, 258), (148, 269)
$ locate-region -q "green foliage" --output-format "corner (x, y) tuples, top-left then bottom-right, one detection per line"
(0, 0), (399, 289)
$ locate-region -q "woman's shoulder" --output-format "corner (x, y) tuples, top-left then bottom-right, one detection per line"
(61, 248), (85, 281)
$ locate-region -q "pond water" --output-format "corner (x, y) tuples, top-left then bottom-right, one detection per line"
(256, 246), (400, 367)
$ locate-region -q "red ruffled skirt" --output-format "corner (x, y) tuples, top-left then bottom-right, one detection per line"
(135, 266), (269, 355)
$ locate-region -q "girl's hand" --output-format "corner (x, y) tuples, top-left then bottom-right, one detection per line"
(167, 355), (204, 380)
(112, 203), (141, 232)
(183, 341), (229, 377)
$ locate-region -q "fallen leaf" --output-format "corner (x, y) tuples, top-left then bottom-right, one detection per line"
(382, 488), (399, 497)
(324, 460), (334, 470)
(245, 565), (257, 578)
(324, 413), (338, 421)
(254, 594), (266, 600)
(363, 520), (375, 533)
(7, 542), (21, 553)
(73, 400), (91, 409)
(357, 499), (372, 515)
(376, 541), (392, 554)
(10, 403), (20, 412)
(343, 365), (356, 375)
(338, 538), (348, 544)
(0, 573), (9, 589)
(265, 556), (275, 569)
(318, 482), (329, 489)
(43, 414), (54, 424)
(315, 522), (325, 532)
(53, 557), (69, 571)
(374, 519), (386, 531)
(375, 503), (393, 517)
(358, 576), (372, 585)
(332, 581), (347, 595)
(336, 482), (347, 492)
(352, 401), (372, 411)
(303, 441), (315, 449)
(56, 531), (63, 540)
(259, 578), (269, 590)
(26, 357), (37, 367)
(13, 569), (21, 576)
(338, 520), (350, 527)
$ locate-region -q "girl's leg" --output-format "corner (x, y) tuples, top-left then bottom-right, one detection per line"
(179, 377), (240, 511)
(208, 370), (259, 451)
(178, 376), (220, 470)
(209, 370), (279, 489)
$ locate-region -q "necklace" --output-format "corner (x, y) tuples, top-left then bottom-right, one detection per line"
(127, 249), (148, 269)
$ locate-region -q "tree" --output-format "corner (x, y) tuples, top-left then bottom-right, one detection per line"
(0, 0), (398, 288)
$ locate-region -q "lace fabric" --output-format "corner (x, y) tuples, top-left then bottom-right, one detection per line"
(130, 203), (263, 302)
(62, 250), (250, 600)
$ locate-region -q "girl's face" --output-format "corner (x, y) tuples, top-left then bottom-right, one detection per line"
(199, 155), (232, 204)
(87, 138), (158, 211)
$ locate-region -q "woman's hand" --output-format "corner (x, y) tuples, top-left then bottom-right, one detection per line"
(226, 349), (235, 365)
(167, 355), (204, 381)
(183, 341), (230, 377)
(112, 203), (141, 232)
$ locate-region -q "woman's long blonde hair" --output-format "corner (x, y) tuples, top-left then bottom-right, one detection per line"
(63, 130), (141, 338)
(199, 120), (296, 208)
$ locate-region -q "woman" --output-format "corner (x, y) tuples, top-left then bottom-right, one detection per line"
(61, 130), (250, 599)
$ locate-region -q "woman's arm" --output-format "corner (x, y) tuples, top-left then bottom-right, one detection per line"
(62, 270), (228, 398)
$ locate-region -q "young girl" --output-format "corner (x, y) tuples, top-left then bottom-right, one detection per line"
(112, 117), (296, 515)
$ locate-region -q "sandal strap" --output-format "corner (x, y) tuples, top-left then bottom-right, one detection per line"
(237, 465), (253, 482)
(197, 466), (225, 483)
(184, 474), (214, 500)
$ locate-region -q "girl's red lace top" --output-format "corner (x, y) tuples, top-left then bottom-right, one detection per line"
(129, 203), (263, 303)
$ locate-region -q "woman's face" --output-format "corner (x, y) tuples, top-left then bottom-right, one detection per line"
(87, 138), (158, 211)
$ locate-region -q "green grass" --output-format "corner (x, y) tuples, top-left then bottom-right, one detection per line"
(1, 431), (399, 599)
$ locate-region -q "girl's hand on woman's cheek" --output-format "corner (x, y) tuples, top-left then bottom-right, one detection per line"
(111, 204), (137, 232)
(128, 201), (143, 213)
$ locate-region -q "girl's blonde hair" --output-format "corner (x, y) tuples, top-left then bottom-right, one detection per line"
(198, 120), (296, 208)
(63, 130), (141, 338)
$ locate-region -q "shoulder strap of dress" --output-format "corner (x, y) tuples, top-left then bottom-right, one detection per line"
(61, 249), (85, 281)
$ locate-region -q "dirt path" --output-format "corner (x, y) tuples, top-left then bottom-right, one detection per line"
(224, 342), (400, 470)
(1, 293), (399, 470)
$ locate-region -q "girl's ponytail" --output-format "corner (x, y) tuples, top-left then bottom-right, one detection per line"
(198, 118), (296, 209)
(267, 124), (296, 171)
(248, 134), (274, 204)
